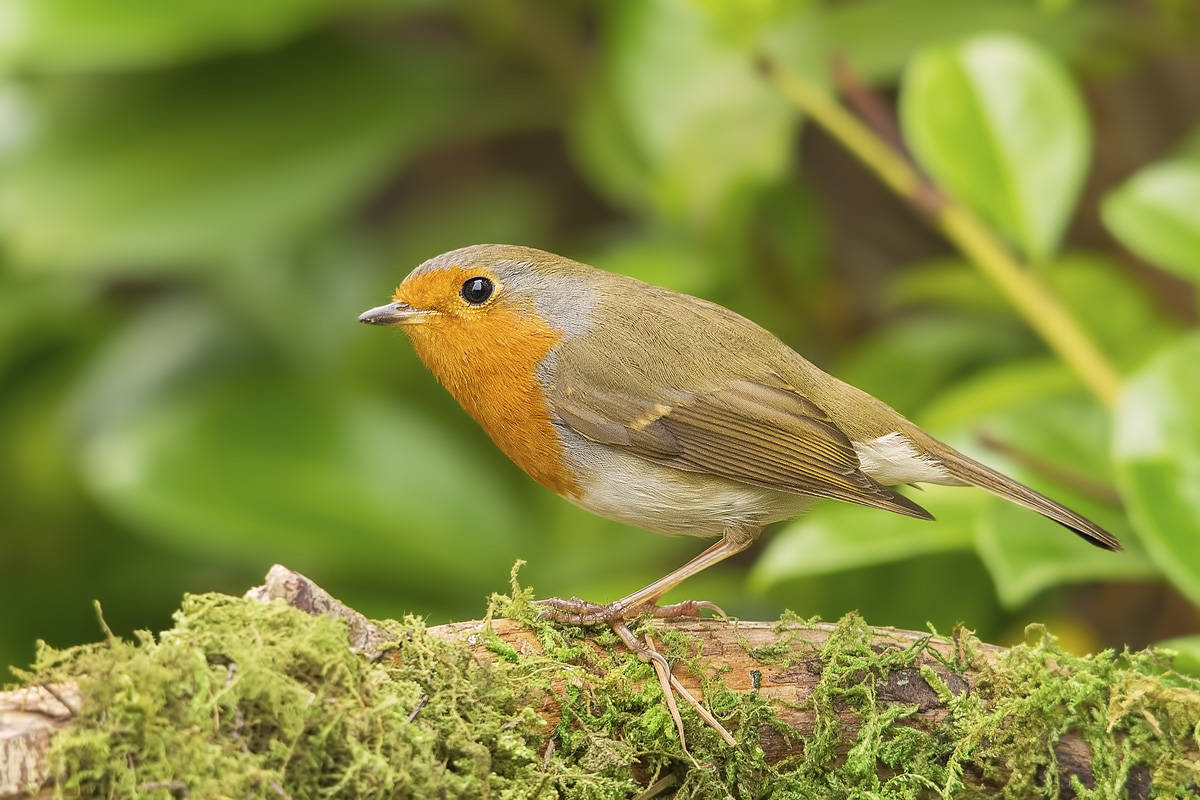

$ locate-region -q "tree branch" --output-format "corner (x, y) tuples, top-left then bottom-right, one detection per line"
(2, 566), (1193, 798)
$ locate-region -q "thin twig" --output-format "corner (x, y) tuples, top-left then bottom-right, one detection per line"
(39, 683), (79, 718)
(759, 55), (1122, 409)
(406, 693), (430, 724)
(642, 635), (690, 756)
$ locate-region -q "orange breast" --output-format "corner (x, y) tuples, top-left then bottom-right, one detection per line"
(402, 299), (580, 500)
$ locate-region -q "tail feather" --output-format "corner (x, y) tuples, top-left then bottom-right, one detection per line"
(940, 450), (1122, 552)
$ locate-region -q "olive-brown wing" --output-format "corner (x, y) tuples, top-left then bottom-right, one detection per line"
(549, 378), (932, 520)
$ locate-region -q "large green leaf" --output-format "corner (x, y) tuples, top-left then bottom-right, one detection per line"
(1, 37), (460, 271)
(78, 373), (523, 609)
(1102, 159), (1200, 284)
(1114, 333), (1200, 607)
(901, 34), (1090, 262)
(927, 363), (1152, 605)
(836, 313), (1031, 416)
(603, 0), (797, 221)
(750, 484), (979, 592)
(1156, 635), (1200, 677)
(1046, 253), (1178, 372)
(974, 491), (1145, 610)
(0, 0), (412, 72)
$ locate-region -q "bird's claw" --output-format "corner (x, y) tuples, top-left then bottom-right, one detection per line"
(532, 596), (737, 749)
(650, 599), (727, 620)
(534, 596), (726, 626)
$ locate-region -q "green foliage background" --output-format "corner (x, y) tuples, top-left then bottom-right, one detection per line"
(2, 0), (1199, 676)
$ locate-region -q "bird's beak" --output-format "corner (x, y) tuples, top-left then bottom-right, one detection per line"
(357, 302), (437, 326)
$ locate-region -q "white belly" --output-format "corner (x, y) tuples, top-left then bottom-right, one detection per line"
(559, 432), (814, 537)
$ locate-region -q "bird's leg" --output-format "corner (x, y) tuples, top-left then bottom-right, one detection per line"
(537, 531), (757, 750)
(536, 526), (761, 626)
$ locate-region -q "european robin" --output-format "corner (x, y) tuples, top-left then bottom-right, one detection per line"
(360, 244), (1120, 624)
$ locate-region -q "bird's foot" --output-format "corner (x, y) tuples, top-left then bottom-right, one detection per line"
(535, 596), (726, 626)
(533, 597), (736, 749)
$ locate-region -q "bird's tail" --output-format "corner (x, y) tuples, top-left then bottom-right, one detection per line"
(940, 449), (1122, 551)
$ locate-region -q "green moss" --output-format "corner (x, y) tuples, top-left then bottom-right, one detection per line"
(15, 580), (1200, 799)
(23, 594), (555, 799)
(937, 625), (1200, 799)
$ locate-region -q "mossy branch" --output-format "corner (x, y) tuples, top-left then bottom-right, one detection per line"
(759, 57), (1123, 410)
(3, 565), (1197, 799)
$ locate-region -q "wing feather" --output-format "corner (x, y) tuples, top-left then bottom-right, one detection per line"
(549, 377), (932, 520)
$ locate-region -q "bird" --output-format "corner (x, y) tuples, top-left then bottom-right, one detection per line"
(359, 243), (1120, 626)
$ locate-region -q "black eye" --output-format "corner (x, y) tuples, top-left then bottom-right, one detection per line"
(460, 277), (494, 305)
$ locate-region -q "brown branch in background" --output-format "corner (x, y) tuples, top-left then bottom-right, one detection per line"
(828, 55), (946, 220)
(830, 56), (910, 165)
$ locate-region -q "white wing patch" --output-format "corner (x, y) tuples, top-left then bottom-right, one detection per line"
(853, 432), (958, 486)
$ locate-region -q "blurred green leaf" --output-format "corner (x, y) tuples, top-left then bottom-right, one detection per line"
(1, 36), (462, 271)
(828, 0), (1110, 84)
(1047, 253), (1178, 372)
(975, 498), (1147, 609)
(924, 362), (1153, 603)
(0, 0), (413, 72)
(890, 257), (1017, 315)
(922, 361), (1109, 487)
(922, 359), (1070, 425)
(761, 551), (1006, 636)
(64, 298), (242, 441)
(690, 0), (803, 42)
(838, 314), (1030, 415)
(1102, 158), (1200, 283)
(568, 83), (655, 214)
(1114, 333), (1200, 608)
(1157, 635), (1200, 677)
(78, 374), (523, 607)
(901, 33), (1090, 262)
(750, 484), (978, 591)
(223, 234), (387, 374)
(0, 275), (97, 376)
(592, 235), (720, 297)
(604, 0), (797, 221)
(891, 254), (1176, 373)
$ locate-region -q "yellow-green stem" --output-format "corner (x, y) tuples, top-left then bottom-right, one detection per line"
(766, 62), (1122, 410)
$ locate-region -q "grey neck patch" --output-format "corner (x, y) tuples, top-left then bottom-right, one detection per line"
(493, 259), (597, 340)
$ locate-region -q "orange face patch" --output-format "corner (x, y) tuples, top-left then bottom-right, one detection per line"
(393, 265), (491, 317)
(393, 265), (580, 499)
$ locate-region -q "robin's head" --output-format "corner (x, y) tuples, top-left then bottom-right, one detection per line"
(358, 244), (598, 338)
(358, 244), (592, 496)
